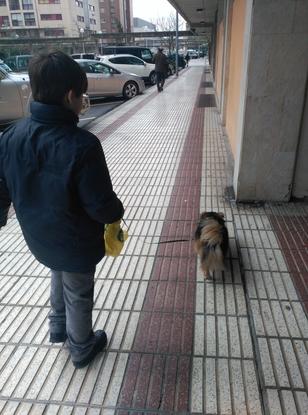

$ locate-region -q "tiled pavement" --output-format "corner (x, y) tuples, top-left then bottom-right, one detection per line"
(0, 60), (307, 415)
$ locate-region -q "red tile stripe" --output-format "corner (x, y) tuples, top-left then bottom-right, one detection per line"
(269, 214), (308, 313)
(118, 74), (206, 413)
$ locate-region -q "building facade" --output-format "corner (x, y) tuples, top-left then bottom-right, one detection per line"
(0, 0), (100, 38)
(169, 0), (308, 202)
(99, 0), (132, 34)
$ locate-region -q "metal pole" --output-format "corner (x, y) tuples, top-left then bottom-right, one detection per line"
(176, 10), (179, 77)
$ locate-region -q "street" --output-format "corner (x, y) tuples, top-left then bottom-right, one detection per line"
(78, 96), (125, 130)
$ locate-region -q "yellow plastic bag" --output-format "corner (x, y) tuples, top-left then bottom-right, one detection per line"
(104, 220), (128, 257)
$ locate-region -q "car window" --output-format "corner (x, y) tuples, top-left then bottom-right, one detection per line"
(109, 57), (127, 64)
(127, 56), (144, 65)
(5, 58), (17, 71)
(78, 62), (93, 73)
(18, 56), (30, 68)
(91, 63), (112, 74)
(141, 49), (152, 61)
(83, 54), (95, 60)
(0, 63), (12, 72)
(0, 68), (7, 79)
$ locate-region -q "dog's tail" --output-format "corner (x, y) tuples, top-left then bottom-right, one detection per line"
(200, 221), (225, 271)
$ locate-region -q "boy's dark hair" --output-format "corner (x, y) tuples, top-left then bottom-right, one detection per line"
(28, 51), (88, 105)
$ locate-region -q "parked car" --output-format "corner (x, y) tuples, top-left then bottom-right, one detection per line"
(0, 66), (31, 125)
(0, 60), (13, 73)
(100, 46), (153, 64)
(4, 55), (32, 72)
(98, 54), (156, 85)
(187, 49), (198, 59)
(75, 59), (145, 99)
(168, 53), (186, 69)
(71, 53), (97, 60)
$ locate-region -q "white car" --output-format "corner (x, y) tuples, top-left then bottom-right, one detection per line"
(75, 59), (145, 100)
(0, 66), (31, 125)
(98, 54), (157, 85)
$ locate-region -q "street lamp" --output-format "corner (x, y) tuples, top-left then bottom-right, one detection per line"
(79, 27), (85, 53)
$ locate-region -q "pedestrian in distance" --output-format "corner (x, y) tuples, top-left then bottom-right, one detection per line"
(0, 51), (124, 369)
(185, 52), (191, 67)
(153, 47), (169, 92)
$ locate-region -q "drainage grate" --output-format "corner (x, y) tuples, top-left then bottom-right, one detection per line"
(198, 93), (216, 108)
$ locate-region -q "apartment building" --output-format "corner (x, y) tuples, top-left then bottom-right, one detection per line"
(0, 0), (101, 38)
(99, 0), (132, 34)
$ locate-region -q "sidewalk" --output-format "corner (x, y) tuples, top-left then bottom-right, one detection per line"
(0, 60), (307, 415)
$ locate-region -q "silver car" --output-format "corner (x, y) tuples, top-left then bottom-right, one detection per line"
(0, 66), (31, 125)
(75, 59), (145, 100)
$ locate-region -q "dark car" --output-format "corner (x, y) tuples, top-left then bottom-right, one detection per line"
(168, 53), (186, 69)
(100, 46), (153, 64)
(71, 53), (97, 60)
(4, 55), (32, 72)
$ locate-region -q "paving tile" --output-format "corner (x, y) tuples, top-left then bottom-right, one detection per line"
(281, 339), (305, 389)
(217, 359), (232, 415)
(243, 360), (263, 415)
(258, 338), (276, 386)
(266, 389), (283, 415)
(205, 358), (217, 414)
(191, 357), (203, 413)
(296, 391), (308, 415)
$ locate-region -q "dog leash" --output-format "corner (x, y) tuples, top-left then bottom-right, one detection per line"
(148, 238), (194, 245)
(121, 218), (194, 245)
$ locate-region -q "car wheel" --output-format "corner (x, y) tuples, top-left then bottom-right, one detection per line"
(123, 81), (138, 99)
(149, 71), (156, 85)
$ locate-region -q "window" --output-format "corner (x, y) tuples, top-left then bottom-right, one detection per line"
(38, 0), (60, 3)
(0, 15), (9, 26)
(11, 12), (23, 25)
(141, 49), (152, 61)
(89, 18), (96, 25)
(0, 0), (7, 6)
(75, 0), (83, 7)
(91, 63), (112, 74)
(9, 0), (20, 10)
(89, 4), (94, 11)
(79, 62), (112, 75)
(77, 15), (84, 22)
(128, 56), (144, 65)
(24, 12), (35, 25)
(22, 0), (33, 9)
(44, 28), (64, 36)
(40, 13), (62, 20)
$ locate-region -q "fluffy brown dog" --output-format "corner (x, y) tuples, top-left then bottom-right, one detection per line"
(194, 212), (229, 278)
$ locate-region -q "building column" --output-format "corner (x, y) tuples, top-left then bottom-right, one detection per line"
(234, 0), (308, 201)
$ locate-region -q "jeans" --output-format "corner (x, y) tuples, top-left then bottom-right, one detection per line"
(49, 269), (97, 362)
(156, 71), (165, 90)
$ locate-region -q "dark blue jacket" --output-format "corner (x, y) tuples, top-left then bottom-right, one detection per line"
(0, 102), (124, 272)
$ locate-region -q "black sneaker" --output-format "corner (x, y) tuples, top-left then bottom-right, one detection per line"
(72, 330), (107, 369)
(49, 332), (67, 343)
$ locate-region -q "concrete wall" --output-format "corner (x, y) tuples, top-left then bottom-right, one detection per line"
(214, 21), (224, 106)
(235, 0), (308, 201)
(293, 82), (308, 198)
(224, 0), (246, 157)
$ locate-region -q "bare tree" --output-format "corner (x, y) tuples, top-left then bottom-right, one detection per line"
(151, 13), (185, 53)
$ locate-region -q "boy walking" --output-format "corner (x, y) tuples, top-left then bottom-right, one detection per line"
(0, 51), (124, 368)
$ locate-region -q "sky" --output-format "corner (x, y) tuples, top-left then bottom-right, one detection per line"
(133, 0), (180, 23)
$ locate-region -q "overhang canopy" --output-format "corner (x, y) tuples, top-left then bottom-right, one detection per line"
(168, 0), (218, 34)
